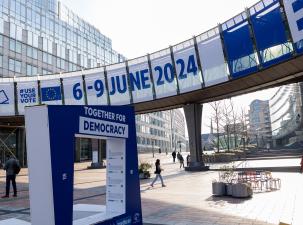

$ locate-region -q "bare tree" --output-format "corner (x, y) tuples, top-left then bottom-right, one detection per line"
(209, 101), (222, 153)
(230, 99), (238, 149)
(239, 107), (248, 150)
(221, 100), (233, 152)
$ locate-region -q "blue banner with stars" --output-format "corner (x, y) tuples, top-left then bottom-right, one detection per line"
(41, 86), (62, 101)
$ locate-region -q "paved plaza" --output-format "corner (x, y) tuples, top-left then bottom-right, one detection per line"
(0, 153), (302, 225)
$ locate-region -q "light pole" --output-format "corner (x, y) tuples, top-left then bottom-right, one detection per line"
(152, 140), (154, 158)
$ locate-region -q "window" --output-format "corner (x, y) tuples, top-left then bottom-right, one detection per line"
(10, 23), (16, 38)
(9, 39), (15, 51)
(16, 26), (22, 41)
(0, 55), (3, 68)
(27, 46), (32, 58)
(43, 52), (48, 63)
(33, 33), (38, 48)
(9, 59), (21, 73)
(47, 54), (52, 64)
(42, 69), (51, 75)
(0, 19), (3, 34)
(16, 41), (22, 54)
(0, 35), (3, 47)
(26, 64), (38, 76)
(15, 60), (21, 73)
(9, 59), (15, 71)
(32, 48), (38, 59)
(26, 64), (31, 75)
(27, 31), (33, 45)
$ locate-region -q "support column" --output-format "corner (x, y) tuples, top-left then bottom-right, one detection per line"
(16, 128), (26, 167)
(183, 103), (209, 171)
(88, 138), (106, 169)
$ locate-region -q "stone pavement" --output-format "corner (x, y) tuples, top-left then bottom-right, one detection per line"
(0, 153), (302, 225)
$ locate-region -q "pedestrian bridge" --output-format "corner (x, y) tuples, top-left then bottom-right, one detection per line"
(1, 0), (303, 116)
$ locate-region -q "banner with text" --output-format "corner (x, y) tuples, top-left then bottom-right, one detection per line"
(62, 76), (85, 105)
(173, 40), (202, 93)
(150, 48), (177, 99)
(17, 81), (38, 115)
(84, 69), (109, 106)
(0, 82), (15, 116)
(128, 56), (153, 103)
(283, 0), (303, 43)
(106, 63), (131, 105)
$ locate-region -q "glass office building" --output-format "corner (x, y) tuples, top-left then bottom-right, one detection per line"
(248, 99), (272, 147)
(136, 109), (186, 154)
(0, 0), (125, 78)
(269, 83), (303, 147)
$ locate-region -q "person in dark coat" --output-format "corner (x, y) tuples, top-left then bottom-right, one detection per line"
(150, 159), (166, 187)
(179, 153), (184, 168)
(2, 157), (20, 198)
(186, 154), (191, 167)
(172, 151), (176, 163)
(177, 151), (181, 162)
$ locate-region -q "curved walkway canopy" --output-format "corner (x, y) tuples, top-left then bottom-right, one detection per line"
(1, 0), (303, 117)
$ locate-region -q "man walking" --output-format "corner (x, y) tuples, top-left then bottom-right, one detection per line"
(179, 153), (184, 168)
(2, 156), (20, 198)
(172, 150), (176, 163)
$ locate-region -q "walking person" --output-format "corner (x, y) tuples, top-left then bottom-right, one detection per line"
(2, 156), (20, 198)
(300, 155), (303, 173)
(150, 159), (166, 187)
(172, 151), (176, 163)
(179, 153), (184, 168)
(186, 154), (191, 167)
(177, 151), (181, 162)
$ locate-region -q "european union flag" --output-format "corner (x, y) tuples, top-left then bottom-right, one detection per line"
(41, 86), (62, 102)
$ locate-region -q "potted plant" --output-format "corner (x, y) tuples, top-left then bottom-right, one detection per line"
(138, 162), (152, 179)
(219, 165), (236, 196)
(212, 179), (226, 196)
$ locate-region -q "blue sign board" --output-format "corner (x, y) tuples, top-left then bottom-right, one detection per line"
(25, 105), (142, 225)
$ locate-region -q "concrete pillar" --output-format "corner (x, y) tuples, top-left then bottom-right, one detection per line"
(88, 138), (106, 169)
(16, 128), (26, 167)
(183, 103), (209, 171)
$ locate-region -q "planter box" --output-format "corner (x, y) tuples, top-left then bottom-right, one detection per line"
(139, 172), (150, 179)
(232, 183), (253, 198)
(212, 182), (226, 196)
(226, 183), (233, 196)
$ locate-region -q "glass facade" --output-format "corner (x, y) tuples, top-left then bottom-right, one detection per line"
(0, 0), (125, 78)
(248, 99), (272, 146)
(136, 109), (186, 153)
(269, 83), (303, 146)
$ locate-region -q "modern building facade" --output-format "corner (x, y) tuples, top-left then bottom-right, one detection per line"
(0, 0), (125, 79)
(136, 109), (186, 154)
(269, 83), (303, 147)
(0, 0), (186, 165)
(247, 99), (272, 147)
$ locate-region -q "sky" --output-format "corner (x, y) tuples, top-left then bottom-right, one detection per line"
(60, 0), (278, 134)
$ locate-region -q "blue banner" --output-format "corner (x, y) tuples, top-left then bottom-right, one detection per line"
(41, 86), (62, 102)
(250, 1), (293, 67)
(222, 13), (258, 78)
